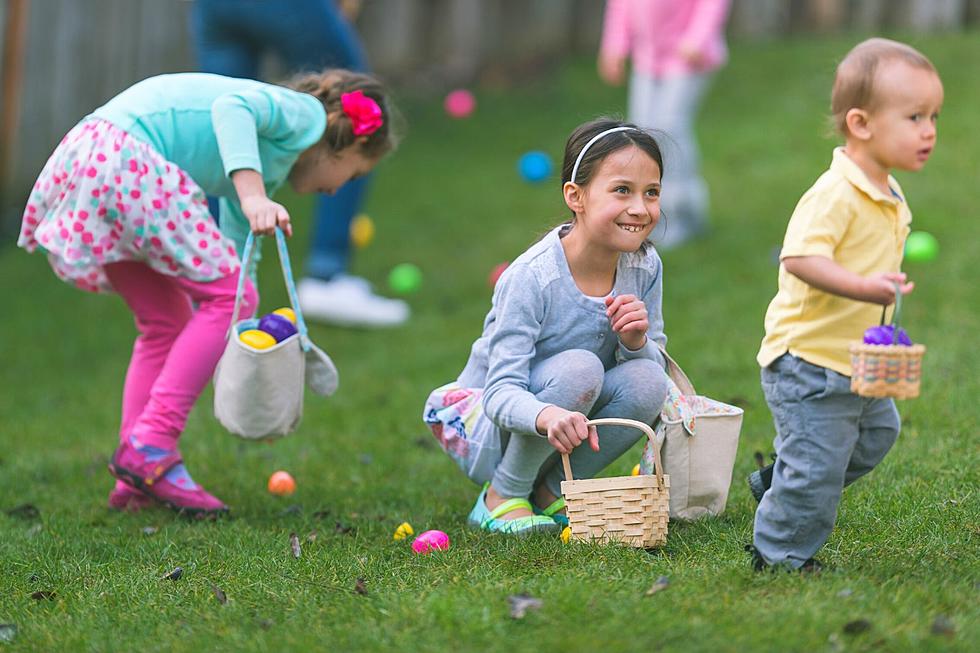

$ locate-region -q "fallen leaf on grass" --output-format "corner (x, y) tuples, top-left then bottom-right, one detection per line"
(354, 578), (368, 595)
(30, 591), (56, 601)
(334, 521), (355, 535)
(931, 615), (955, 637)
(289, 532), (301, 559)
(162, 567), (183, 581)
(0, 624), (16, 643)
(210, 583), (227, 605)
(142, 526), (158, 536)
(645, 576), (670, 596)
(843, 619), (871, 635)
(5, 504), (39, 520)
(507, 594), (542, 619)
(306, 531), (318, 543)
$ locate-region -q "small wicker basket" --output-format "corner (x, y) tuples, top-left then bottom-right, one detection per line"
(560, 418), (669, 548)
(849, 285), (925, 399)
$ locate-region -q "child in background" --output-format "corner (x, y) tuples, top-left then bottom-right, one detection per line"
(748, 38), (943, 570)
(18, 69), (397, 516)
(424, 119), (670, 535)
(598, 0), (730, 249)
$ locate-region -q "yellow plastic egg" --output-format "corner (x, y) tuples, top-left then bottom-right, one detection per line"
(239, 329), (276, 350)
(350, 213), (375, 249)
(393, 521), (414, 541)
(560, 526), (572, 544)
(631, 464), (641, 476)
(273, 307), (297, 324)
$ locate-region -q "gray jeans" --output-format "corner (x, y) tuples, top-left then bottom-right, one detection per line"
(754, 354), (900, 568)
(479, 349), (668, 499)
(628, 70), (712, 241)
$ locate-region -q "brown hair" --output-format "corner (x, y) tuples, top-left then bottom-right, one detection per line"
(831, 38), (936, 135)
(285, 69), (400, 158)
(560, 117), (665, 220)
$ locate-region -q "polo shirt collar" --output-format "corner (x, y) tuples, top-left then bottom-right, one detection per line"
(831, 147), (902, 205)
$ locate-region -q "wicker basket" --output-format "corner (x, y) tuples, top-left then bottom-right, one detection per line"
(560, 418), (669, 548)
(850, 342), (926, 398)
(849, 285), (926, 399)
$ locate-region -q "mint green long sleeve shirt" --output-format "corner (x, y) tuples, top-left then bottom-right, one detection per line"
(92, 72), (326, 256)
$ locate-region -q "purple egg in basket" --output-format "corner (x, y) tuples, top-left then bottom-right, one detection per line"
(863, 324), (912, 346)
(258, 313), (298, 343)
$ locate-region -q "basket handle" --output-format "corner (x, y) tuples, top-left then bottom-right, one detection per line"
(228, 227), (311, 352)
(659, 347), (696, 396)
(560, 418), (665, 489)
(878, 281), (904, 345)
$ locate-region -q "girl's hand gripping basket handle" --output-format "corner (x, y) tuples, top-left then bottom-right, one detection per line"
(561, 418), (665, 488)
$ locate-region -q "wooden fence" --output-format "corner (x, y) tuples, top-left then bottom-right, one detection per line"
(2, 0), (978, 236)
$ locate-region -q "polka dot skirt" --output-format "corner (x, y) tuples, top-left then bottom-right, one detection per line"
(17, 118), (241, 293)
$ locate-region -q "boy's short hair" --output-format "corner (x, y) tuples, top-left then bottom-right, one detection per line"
(831, 38), (936, 135)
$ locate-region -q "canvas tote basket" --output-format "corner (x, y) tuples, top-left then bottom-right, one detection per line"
(640, 350), (743, 520)
(213, 228), (338, 439)
(561, 418), (670, 548)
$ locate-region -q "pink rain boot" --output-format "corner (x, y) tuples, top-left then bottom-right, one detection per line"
(107, 480), (155, 512)
(108, 436), (229, 517)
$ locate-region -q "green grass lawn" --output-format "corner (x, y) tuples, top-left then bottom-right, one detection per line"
(2, 33), (978, 652)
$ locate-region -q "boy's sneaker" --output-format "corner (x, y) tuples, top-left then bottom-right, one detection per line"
(747, 453), (776, 502)
(108, 436), (228, 517)
(745, 544), (823, 574)
(297, 275), (409, 328)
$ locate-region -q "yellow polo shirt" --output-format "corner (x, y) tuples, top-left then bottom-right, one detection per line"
(758, 148), (911, 376)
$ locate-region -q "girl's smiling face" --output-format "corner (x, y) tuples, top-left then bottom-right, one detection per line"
(565, 145), (662, 252)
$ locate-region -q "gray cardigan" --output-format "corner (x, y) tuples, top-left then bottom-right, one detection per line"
(457, 225), (667, 436)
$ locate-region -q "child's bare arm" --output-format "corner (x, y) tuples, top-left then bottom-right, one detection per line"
(782, 255), (914, 305)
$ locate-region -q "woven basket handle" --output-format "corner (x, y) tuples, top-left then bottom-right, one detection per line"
(561, 418), (665, 489)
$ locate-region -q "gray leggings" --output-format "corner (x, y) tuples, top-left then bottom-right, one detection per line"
(489, 349), (668, 499)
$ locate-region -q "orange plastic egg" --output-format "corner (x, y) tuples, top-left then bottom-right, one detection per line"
(267, 470), (296, 496)
(240, 329), (276, 349)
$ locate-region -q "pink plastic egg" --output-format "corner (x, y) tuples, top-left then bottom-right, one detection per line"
(411, 529), (450, 554)
(444, 89), (476, 119)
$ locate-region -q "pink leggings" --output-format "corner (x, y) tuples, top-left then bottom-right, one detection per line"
(104, 261), (257, 450)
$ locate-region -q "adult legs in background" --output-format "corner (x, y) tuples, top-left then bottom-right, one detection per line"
(190, 0), (408, 328)
(629, 70), (712, 250)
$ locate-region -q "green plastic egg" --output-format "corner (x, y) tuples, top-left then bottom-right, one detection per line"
(904, 231), (939, 263)
(388, 263), (422, 295)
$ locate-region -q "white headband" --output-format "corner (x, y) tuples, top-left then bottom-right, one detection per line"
(569, 126), (636, 184)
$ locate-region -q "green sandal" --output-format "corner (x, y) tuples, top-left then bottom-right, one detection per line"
(533, 497), (569, 527)
(467, 484), (558, 535)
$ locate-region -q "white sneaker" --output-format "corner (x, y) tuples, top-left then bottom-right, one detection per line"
(297, 275), (410, 328)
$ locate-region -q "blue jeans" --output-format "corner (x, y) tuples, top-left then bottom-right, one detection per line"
(754, 354), (900, 568)
(190, 0), (371, 280)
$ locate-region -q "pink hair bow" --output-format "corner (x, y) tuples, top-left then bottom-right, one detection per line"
(341, 90), (384, 136)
